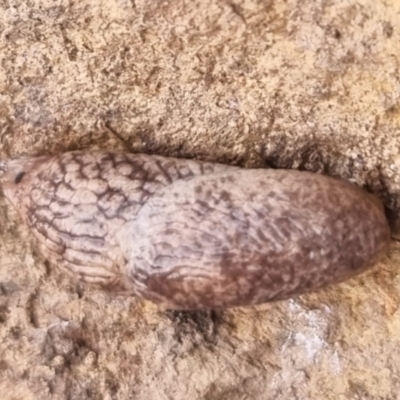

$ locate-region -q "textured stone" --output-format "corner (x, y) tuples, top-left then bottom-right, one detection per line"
(0, 0), (399, 399)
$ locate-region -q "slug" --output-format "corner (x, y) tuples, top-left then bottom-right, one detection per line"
(0, 151), (391, 310)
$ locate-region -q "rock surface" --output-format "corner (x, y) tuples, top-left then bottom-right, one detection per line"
(0, 0), (399, 399)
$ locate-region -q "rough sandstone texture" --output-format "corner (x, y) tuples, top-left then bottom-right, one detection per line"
(0, 0), (399, 399)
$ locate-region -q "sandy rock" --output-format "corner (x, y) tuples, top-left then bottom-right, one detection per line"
(0, 0), (399, 399)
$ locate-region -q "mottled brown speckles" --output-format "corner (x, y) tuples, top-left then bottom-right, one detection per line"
(194, 185), (203, 194)
(220, 190), (231, 202)
(0, 150), (391, 309)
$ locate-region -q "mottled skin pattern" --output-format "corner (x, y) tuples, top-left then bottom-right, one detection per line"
(0, 151), (391, 310)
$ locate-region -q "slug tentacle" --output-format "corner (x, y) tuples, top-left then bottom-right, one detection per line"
(1, 151), (391, 310)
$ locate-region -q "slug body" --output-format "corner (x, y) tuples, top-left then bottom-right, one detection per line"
(0, 151), (390, 310)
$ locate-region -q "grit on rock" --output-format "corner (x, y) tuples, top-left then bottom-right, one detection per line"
(0, 1), (400, 399)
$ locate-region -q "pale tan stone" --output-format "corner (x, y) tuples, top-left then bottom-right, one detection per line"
(1, 0), (399, 399)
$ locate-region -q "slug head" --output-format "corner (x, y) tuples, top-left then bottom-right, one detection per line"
(0, 156), (51, 218)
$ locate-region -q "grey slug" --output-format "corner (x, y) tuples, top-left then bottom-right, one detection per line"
(0, 151), (390, 310)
